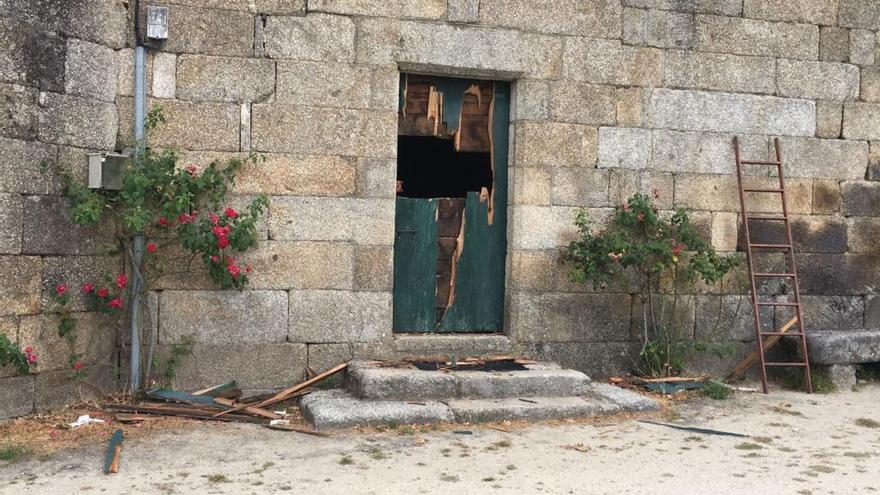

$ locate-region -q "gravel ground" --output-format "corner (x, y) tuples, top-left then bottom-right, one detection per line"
(2, 383), (879, 495)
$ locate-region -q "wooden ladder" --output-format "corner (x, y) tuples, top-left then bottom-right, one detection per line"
(730, 137), (812, 393)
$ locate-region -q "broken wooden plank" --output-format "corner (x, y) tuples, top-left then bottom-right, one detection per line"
(103, 429), (123, 474)
(105, 404), (265, 424)
(192, 381), (241, 399)
(725, 316), (798, 383)
(264, 424), (332, 437)
(213, 397), (281, 420)
(216, 363), (348, 417)
(146, 388), (221, 408)
(114, 413), (162, 423)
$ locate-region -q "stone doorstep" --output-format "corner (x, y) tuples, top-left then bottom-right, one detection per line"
(300, 383), (659, 430)
(346, 360), (591, 401)
(806, 329), (880, 365)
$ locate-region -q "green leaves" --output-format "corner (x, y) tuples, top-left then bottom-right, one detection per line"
(0, 333), (32, 375)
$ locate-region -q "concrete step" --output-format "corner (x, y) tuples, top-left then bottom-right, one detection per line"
(806, 328), (880, 390)
(346, 360), (591, 400)
(300, 383), (659, 430)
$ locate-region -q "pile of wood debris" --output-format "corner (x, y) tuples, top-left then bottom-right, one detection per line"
(104, 362), (347, 435)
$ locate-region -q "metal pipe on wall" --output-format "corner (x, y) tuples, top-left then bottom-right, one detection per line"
(128, 1), (146, 392)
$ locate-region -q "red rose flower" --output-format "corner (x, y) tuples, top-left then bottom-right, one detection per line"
(178, 213), (194, 224)
(108, 298), (123, 309)
(245, 264), (252, 274)
(157, 216), (171, 227)
(24, 346), (37, 365)
(97, 287), (109, 298)
(209, 213), (220, 225)
(81, 283), (94, 294)
(146, 243), (157, 254)
(212, 226), (226, 237)
(227, 264), (241, 278)
(73, 361), (84, 371)
(116, 274), (128, 289)
(210, 255), (220, 263)
(672, 245), (683, 256)
(55, 284), (67, 296)
(224, 207), (239, 219)
(185, 165), (198, 176)
(217, 235), (230, 249)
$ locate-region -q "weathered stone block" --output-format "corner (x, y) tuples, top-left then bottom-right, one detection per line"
(513, 122), (598, 167)
(509, 205), (609, 250)
(169, 344), (308, 392)
(648, 89), (815, 136)
(308, 343), (353, 374)
(860, 67), (880, 103)
(622, 0), (742, 15)
(245, 241), (354, 290)
(742, 0), (838, 25)
(841, 181), (880, 216)
(252, 104), (396, 157)
(0, 83), (39, 140)
(695, 15), (819, 60)
(711, 211), (738, 251)
(675, 174), (813, 213)
(662, 51), (776, 95)
(843, 103), (880, 140)
(650, 130), (766, 174)
(743, 215), (848, 253)
(839, 0), (880, 30)
(177, 55), (275, 103)
(264, 14), (356, 62)
(624, 8), (695, 49)
(308, 0), (445, 18)
(289, 290), (391, 343)
(508, 250), (557, 291)
(847, 217), (880, 254)
(34, 365), (116, 411)
(800, 295), (865, 331)
(38, 93), (117, 149)
(563, 38), (661, 86)
(254, 0), (307, 13)
(40, 255), (124, 312)
(508, 291), (632, 343)
(523, 341), (634, 378)
(798, 254), (880, 295)
(816, 102), (843, 138)
(776, 60), (859, 101)
(18, 312), (117, 372)
(0, 256), (40, 317)
(0, 375), (34, 420)
(369, 68), (399, 111)
(0, 193), (22, 254)
(822, 364), (857, 391)
(551, 167), (609, 207)
(813, 179), (841, 214)
(161, 4), (254, 57)
(448, 0), (479, 22)
(867, 294), (880, 327)
(354, 245), (392, 290)
(850, 29), (876, 65)
(269, 197), (395, 245)
(479, 0), (621, 37)
(512, 79), (549, 121)
(777, 137), (867, 180)
(235, 153), (356, 197)
(64, 39), (118, 103)
(608, 170), (674, 210)
(616, 88), (644, 127)
(549, 82), (618, 125)
(21, 195), (116, 255)
(117, 48), (153, 98)
(807, 330), (880, 364)
(356, 158), (396, 198)
(276, 61), (371, 108)
(695, 295), (755, 341)
(511, 166), (551, 205)
(118, 98), (242, 151)
(819, 27), (849, 62)
(0, 19), (66, 92)
(160, 290), (289, 344)
(151, 52), (176, 99)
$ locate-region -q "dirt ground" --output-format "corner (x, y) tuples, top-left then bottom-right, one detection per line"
(1, 383), (879, 495)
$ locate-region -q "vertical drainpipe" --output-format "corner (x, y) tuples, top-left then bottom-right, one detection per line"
(129, 0), (146, 393)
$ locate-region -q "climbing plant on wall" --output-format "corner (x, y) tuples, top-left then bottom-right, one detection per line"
(565, 191), (743, 377)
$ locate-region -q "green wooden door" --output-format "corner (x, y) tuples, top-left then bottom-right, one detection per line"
(392, 197), (439, 332)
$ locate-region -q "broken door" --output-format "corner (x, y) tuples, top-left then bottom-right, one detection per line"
(392, 75), (509, 333)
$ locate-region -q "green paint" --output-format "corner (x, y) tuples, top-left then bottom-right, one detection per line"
(392, 197), (439, 332)
(435, 78), (475, 133)
(102, 429), (124, 474)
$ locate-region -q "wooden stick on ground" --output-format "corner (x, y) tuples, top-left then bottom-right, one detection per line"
(264, 424), (332, 437)
(725, 316), (799, 383)
(213, 397), (281, 420)
(214, 363), (348, 418)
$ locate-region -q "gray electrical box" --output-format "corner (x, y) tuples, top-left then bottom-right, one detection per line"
(88, 153), (130, 190)
(146, 5), (169, 39)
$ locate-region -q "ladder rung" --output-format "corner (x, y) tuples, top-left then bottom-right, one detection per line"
(756, 301), (799, 306)
(746, 215), (787, 221)
(760, 332), (804, 336)
(764, 362), (809, 367)
(749, 244), (791, 249)
(753, 272), (796, 278)
(743, 188), (784, 193)
(740, 160), (780, 166)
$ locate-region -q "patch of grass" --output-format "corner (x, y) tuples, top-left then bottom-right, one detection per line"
(368, 447), (388, 460)
(482, 477), (496, 482)
(855, 418), (880, 429)
(440, 473), (460, 483)
(252, 461), (274, 475)
(485, 439), (512, 451)
(0, 445), (31, 463)
(398, 425), (416, 436)
(843, 451), (872, 459)
(338, 455), (355, 466)
(809, 465), (835, 474)
(752, 436), (773, 444)
(771, 405), (805, 417)
(663, 408), (681, 421)
(205, 474), (230, 483)
(703, 380), (733, 400)
(505, 464), (517, 471)
(782, 370), (836, 393)
(684, 436), (703, 442)
(768, 422), (789, 427)
(734, 442), (764, 451)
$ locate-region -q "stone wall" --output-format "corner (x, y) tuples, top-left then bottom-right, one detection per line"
(4, 0), (880, 419)
(0, 0), (128, 419)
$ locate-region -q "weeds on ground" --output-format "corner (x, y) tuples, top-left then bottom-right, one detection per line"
(205, 474), (230, 483)
(781, 369), (836, 393)
(440, 473), (460, 482)
(734, 442), (763, 451)
(338, 455), (355, 465)
(855, 418), (880, 429)
(0, 444), (30, 463)
(367, 447), (388, 460)
(703, 380), (733, 400)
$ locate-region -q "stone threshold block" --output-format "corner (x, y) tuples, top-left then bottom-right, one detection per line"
(807, 329), (880, 391)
